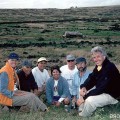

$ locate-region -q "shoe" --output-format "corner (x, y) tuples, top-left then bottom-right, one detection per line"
(44, 108), (49, 112)
(64, 105), (71, 112)
(2, 106), (9, 111)
(64, 105), (68, 112)
(79, 112), (82, 116)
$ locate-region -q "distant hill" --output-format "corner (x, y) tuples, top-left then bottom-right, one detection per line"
(0, 5), (120, 23)
(0, 5), (120, 68)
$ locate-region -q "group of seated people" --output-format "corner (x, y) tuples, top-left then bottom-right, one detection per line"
(0, 46), (120, 117)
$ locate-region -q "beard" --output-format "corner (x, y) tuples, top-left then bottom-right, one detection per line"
(78, 67), (86, 72)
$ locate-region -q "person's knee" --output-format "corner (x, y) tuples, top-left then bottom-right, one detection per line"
(85, 96), (94, 104)
(27, 92), (36, 99)
(85, 96), (97, 109)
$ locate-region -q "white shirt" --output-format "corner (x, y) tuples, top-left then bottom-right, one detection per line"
(54, 80), (65, 103)
(60, 65), (78, 95)
(32, 67), (50, 88)
(54, 80), (59, 96)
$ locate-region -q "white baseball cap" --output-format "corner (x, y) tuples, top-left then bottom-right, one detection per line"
(37, 57), (48, 62)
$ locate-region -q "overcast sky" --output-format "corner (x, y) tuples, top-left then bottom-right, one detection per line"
(0, 0), (120, 9)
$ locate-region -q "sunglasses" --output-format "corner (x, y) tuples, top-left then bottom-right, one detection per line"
(67, 60), (74, 62)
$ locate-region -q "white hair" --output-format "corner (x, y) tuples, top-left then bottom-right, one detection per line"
(91, 46), (107, 57)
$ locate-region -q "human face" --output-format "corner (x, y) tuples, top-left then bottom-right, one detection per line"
(92, 52), (105, 66)
(8, 59), (18, 69)
(67, 60), (75, 70)
(52, 69), (60, 80)
(37, 61), (47, 71)
(22, 66), (31, 75)
(77, 62), (86, 72)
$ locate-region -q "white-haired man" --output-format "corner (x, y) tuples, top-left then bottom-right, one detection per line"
(77, 46), (120, 117)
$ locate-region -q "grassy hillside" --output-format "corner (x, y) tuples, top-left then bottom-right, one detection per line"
(0, 5), (120, 68)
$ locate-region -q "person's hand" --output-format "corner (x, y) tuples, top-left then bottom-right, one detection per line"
(52, 101), (55, 105)
(72, 96), (76, 103)
(38, 87), (43, 92)
(71, 96), (76, 106)
(13, 90), (26, 96)
(76, 96), (84, 106)
(80, 87), (87, 97)
(33, 89), (39, 96)
(52, 101), (56, 105)
(55, 101), (61, 107)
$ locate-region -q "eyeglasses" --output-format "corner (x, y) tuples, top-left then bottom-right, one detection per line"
(67, 60), (74, 62)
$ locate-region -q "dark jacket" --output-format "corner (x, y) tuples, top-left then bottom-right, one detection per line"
(17, 69), (38, 92)
(80, 58), (120, 100)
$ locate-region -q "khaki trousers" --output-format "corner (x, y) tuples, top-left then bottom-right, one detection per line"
(12, 90), (47, 111)
(79, 93), (118, 117)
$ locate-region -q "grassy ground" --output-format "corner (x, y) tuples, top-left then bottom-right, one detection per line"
(0, 102), (120, 120)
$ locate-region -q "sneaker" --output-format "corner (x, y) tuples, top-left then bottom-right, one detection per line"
(64, 105), (68, 112)
(79, 112), (83, 117)
(44, 108), (49, 112)
(2, 106), (9, 111)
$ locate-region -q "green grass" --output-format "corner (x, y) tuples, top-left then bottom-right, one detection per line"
(0, 102), (120, 120)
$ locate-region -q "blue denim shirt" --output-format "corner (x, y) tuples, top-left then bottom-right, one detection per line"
(72, 70), (91, 99)
(46, 76), (71, 104)
(0, 72), (13, 98)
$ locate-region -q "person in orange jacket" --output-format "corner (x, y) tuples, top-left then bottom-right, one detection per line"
(0, 53), (47, 112)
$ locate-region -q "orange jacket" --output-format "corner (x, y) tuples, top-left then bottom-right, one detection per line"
(0, 62), (15, 106)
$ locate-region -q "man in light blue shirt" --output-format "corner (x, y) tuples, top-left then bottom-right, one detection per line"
(72, 57), (91, 107)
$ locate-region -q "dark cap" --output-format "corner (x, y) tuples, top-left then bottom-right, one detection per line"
(66, 54), (75, 61)
(22, 60), (32, 67)
(76, 57), (86, 64)
(8, 53), (19, 60)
